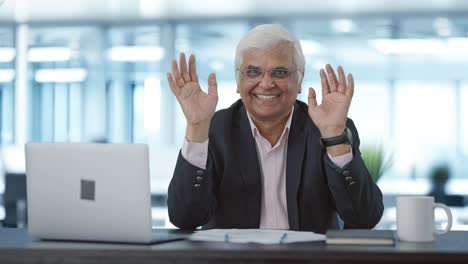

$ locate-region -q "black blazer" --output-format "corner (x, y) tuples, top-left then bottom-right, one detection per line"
(168, 100), (383, 233)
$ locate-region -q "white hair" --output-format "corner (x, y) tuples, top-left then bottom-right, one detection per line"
(235, 24), (305, 83)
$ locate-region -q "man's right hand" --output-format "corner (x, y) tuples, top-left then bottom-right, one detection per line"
(167, 53), (218, 142)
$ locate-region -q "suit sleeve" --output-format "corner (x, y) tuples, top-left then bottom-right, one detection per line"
(167, 148), (218, 230)
(324, 119), (384, 229)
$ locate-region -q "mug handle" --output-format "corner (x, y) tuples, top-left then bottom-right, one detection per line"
(433, 203), (453, 235)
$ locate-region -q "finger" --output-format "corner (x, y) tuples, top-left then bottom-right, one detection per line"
(172, 60), (185, 87)
(337, 66), (347, 94)
(208, 73), (218, 97)
(346, 73), (354, 98)
(326, 64), (338, 92)
(320, 69), (330, 96)
(167, 73), (180, 96)
(308, 87), (318, 108)
(179, 53), (191, 82)
(172, 59), (182, 80)
(188, 54), (198, 82)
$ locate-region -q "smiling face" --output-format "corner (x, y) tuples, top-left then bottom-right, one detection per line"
(237, 42), (302, 124)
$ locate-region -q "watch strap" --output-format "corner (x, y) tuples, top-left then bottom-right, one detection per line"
(321, 129), (350, 147)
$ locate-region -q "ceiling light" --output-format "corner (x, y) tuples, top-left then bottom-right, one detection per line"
(369, 39), (447, 55)
(108, 46), (165, 62)
(300, 40), (321, 55)
(0, 48), (16, 62)
(28, 47), (71, 62)
(0, 69), (15, 82)
(35, 68), (87, 83)
(331, 19), (356, 33)
(433, 17), (452, 37)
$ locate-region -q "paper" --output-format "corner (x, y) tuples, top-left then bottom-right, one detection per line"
(190, 229), (326, 244)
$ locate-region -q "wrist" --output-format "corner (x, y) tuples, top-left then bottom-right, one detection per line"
(186, 120), (211, 142)
(326, 144), (351, 157)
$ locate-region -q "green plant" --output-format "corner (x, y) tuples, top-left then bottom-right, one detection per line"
(361, 146), (393, 183)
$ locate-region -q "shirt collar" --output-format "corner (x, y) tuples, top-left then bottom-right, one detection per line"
(246, 106), (295, 139)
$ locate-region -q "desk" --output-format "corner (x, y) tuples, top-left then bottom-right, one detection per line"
(0, 228), (468, 264)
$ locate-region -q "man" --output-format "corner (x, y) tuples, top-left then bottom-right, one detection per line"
(166, 24), (383, 233)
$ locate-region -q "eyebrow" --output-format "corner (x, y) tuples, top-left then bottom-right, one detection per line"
(245, 65), (290, 70)
(271, 66), (289, 70)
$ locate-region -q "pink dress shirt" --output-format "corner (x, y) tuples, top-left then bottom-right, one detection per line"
(181, 107), (353, 229)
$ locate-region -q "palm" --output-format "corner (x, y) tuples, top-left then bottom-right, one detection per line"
(309, 92), (349, 130)
(176, 82), (217, 125)
(167, 53), (218, 125)
(308, 65), (354, 137)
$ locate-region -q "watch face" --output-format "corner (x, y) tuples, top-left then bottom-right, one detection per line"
(346, 127), (353, 146)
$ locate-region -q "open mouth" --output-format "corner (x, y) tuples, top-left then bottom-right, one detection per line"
(254, 94), (280, 100)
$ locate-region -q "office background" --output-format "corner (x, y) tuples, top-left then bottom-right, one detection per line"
(0, 0), (467, 229)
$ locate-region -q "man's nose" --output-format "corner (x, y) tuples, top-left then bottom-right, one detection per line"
(258, 72), (275, 88)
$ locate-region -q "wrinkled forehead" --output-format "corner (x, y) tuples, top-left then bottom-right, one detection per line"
(240, 42), (295, 68)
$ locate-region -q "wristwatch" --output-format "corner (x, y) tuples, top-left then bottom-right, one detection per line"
(320, 127), (353, 147)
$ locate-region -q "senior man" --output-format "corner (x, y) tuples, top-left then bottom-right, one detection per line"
(166, 24), (383, 233)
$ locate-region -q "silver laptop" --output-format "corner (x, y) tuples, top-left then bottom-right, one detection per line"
(25, 143), (186, 244)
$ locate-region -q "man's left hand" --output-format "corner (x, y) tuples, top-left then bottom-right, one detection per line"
(307, 64), (354, 138)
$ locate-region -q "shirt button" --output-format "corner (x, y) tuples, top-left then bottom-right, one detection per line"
(194, 184), (201, 188)
(345, 176), (353, 182)
(196, 169), (204, 176)
(342, 170), (350, 177)
(196, 176), (203, 182)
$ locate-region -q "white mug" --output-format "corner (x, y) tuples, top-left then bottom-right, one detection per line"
(396, 196), (452, 242)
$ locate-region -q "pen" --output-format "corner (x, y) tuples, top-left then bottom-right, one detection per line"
(280, 232), (287, 244)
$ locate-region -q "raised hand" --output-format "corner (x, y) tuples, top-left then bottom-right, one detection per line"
(308, 64), (354, 138)
(167, 53), (218, 141)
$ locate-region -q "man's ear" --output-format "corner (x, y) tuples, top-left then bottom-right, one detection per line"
(299, 71), (304, 84)
(298, 71), (304, 93)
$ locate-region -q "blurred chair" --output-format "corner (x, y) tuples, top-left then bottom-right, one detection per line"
(1, 145), (27, 228)
(428, 164), (464, 207)
(3, 172), (27, 227)
(440, 194), (465, 207)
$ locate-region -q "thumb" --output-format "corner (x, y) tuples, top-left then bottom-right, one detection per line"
(308, 87), (318, 108)
(208, 73), (218, 97)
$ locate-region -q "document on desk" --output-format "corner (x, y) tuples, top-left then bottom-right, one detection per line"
(190, 229), (326, 244)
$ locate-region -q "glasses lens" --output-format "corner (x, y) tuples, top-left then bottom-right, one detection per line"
(245, 69), (263, 78)
(271, 69), (290, 79)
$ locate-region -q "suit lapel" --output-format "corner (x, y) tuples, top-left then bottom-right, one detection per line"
(233, 105), (262, 227)
(286, 103), (308, 230)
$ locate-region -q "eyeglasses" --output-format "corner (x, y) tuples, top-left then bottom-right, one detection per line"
(237, 67), (297, 81)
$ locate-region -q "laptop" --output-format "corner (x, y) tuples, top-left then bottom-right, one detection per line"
(25, 142), (188, 244)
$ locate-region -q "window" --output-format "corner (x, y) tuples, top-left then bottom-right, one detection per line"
(393, 81), (457, 179)
(0, 27), (15, 145)
(461, 82), (468, 156)
(348, 82), (390, 146)
(28, 26), (95, 142)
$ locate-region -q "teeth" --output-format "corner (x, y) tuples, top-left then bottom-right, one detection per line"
(256, 94), (279, 100)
